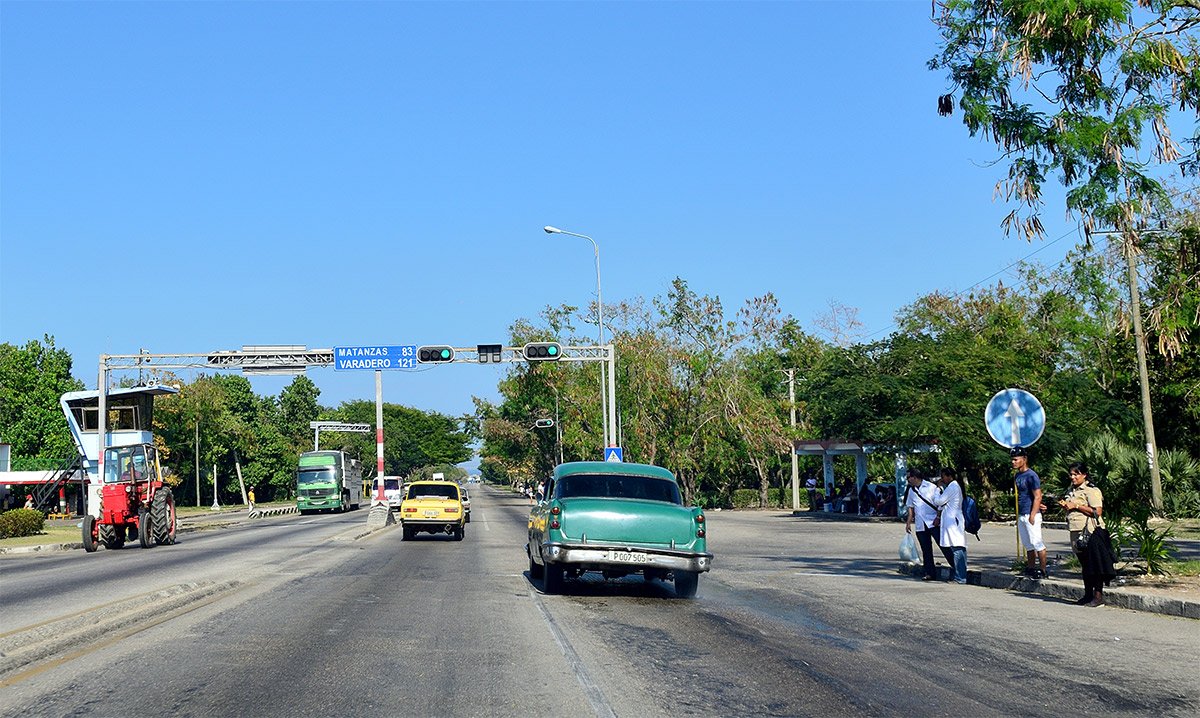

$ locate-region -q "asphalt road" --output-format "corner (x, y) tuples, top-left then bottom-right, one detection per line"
(1, 487), (1197, 717)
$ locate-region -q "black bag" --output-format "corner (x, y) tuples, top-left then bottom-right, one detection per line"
(1074, 514), (1095, 552)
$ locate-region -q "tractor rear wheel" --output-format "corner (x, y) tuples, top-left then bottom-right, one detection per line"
(99, 523), (124, 550)
(151, 488), (177, 545)
(82, 515), (98, 553)
(138, 509), (153, 548)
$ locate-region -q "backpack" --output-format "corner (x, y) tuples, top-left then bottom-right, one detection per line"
(963, 495), (981, 540)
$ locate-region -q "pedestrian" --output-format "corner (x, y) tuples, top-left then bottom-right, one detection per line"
(1012, 447), (1048, 578)
(1060, 463), (1116, 607)
(248, 486), (256, 512)
(805, 473), (819, 511)
(24, 494), (34, 510)
(933, 468), (968, 584)
(904, 468), (940, 581)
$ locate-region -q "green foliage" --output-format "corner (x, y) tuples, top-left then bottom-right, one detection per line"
(0, 508), (46, 539)
(730, 488), (795, 509)
(931, 0), (1198, 240)
(0, 336), (85, 469)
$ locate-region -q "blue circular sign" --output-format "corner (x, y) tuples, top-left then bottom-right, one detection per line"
(984, 388), (1045, 449)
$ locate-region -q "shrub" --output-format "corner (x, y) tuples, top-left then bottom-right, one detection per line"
(730, 488), (804, 509)
(0, 508), (47, 539)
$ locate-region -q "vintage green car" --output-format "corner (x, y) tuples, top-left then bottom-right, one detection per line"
(525, 461), (713, 598)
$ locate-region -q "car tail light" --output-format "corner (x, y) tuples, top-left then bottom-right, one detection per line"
(404, 507), (416, 513)
(550, 520), (560, 529)
(696, 528), (706, 538)
(446, 507), (459, 513)
(550, 506), (561, 515)
(695, 514), (704, 523)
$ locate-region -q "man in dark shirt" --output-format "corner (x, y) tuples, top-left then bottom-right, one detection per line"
(1012, 447), (1047, 578)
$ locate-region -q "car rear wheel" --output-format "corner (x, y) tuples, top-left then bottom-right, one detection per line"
(674, 570), (699, 599)
(454, 526), (464, 541)
(543, 564), (564, 594)
(402, 526), (413, 541)
(529, 553), (544, 580)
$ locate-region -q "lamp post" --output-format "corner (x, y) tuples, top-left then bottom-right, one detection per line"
(1091, 228), (1164, 512)
(552, 385), (563, 464)
(544, 225), (611, 449)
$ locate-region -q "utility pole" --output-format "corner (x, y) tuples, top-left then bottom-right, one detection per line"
(782, 369), (799, 512)
(195, 419), (200, 508)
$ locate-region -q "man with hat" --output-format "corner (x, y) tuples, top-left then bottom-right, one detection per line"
(1012, 447), (1047, 579)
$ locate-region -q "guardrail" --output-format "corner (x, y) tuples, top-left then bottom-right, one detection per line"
(247, 506), (297, 519)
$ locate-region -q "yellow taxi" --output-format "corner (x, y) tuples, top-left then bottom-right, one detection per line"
(399, 480), (466, 541)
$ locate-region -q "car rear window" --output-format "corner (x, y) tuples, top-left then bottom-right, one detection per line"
(557, 474), (682, 504)
(383, 479), (400, 491)
(407, 484), (459, 500)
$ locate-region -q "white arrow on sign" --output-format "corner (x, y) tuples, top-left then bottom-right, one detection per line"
(1004, 398), (1025, 445)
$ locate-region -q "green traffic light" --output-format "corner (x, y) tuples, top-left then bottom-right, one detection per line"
(547, 345), (558, 356)
(440, 348), (451, 359)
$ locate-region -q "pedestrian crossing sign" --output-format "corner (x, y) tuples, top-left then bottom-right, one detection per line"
(604, 447), (624, 463)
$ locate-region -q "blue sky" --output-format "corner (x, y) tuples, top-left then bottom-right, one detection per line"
(2, 1), (1081, 419)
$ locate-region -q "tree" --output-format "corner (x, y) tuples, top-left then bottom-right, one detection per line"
(0, 336), (85, 469)
(279, 376), (321, 450)
(931, 0), (1200, 240)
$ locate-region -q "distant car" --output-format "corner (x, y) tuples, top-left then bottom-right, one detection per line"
(400, 480), (465, 541)
(459, 487), (471, 523)
(377, 477), (403, 511)
(526, 461), (712, 598)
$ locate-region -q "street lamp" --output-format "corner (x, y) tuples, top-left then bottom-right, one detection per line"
(1090, 228), (1164, 512)
(544, 225), (611, 449)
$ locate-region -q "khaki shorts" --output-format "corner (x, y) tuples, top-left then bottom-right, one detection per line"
(1018, 513), (1045, 551)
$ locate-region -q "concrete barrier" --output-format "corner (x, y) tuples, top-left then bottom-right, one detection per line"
(247, 506), (297, 519)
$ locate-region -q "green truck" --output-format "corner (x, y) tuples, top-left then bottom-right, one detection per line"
(296, 451), (363, 514)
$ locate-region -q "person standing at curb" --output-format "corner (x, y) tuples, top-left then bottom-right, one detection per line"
(904, 468), (940, 581)
(1060, 463), (1116, 607)
(1012, 447), (1047, 579)
(933, 468), (968, 584)
(248, 486), (256, 513)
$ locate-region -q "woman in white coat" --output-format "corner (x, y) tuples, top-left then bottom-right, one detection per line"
(933, 467), (968, 584)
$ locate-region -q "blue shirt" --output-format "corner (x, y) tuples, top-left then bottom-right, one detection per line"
(1016, 469), (1041, 516)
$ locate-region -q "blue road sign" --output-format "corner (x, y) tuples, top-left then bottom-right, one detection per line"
(334, 345), (417, 371)
(603, 447), (624, 463)
(985, 388), (1045, 448)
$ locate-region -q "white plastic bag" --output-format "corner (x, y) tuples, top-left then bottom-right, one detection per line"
(899, 533), (919, 563)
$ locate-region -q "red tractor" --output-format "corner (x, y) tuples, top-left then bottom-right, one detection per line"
(82, 443), (177, 551)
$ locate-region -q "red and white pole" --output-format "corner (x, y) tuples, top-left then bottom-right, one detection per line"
(374, 370), (386, 503)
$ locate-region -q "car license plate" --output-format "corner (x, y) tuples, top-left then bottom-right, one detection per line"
(423, 510), (440, 517)
(606, 550), (650, 564)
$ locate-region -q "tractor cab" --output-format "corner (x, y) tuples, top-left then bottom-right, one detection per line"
(104, 444), (162, 486)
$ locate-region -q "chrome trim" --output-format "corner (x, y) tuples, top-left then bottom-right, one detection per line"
(540, 542), (712, 573)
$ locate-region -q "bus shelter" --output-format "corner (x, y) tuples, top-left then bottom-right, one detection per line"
(793, 440), (940, 514)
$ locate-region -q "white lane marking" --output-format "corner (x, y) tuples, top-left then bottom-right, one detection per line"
(528, 586), (616, 718)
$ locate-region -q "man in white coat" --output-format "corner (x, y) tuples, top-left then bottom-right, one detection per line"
(933, 467), (968, 584)
(904, 468), (940, 581)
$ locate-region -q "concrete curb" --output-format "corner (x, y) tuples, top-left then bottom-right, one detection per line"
(897, 561), (1200, 620)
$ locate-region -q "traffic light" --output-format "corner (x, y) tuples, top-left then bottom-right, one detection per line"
(522, 342), (562, 361)
(477, 344), (503, 364)
(417, 345), (455, 363)
(534, 418), (555, 429)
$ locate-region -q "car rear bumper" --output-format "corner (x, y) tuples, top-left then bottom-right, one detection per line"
(537, 542), (713, 573)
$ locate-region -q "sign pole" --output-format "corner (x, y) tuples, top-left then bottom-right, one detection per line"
(375, 370), (386, 504)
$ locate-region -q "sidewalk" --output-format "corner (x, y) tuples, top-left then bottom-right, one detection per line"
(793, 509), (1200, 620)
